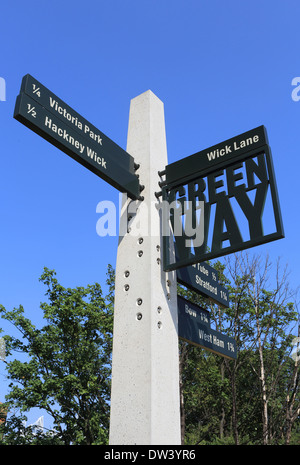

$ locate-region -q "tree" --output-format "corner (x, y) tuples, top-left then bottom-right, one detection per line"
(0, 266), (114, 445)
(179, 252), (299, 445)
(178, 259), (233, 445)
(224, 253), (297, 444)
(1, 256), (299, 445)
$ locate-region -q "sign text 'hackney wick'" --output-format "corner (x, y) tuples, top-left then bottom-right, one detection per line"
(13, 74), (142, 200)
(162, 126), (284, 271)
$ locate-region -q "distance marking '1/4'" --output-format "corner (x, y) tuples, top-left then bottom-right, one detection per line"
(32, 84), (41, 97)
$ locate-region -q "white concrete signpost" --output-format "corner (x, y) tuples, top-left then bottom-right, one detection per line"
(109, 91), (181, 445)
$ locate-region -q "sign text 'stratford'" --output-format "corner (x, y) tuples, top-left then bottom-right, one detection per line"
(177, 261), (229, 307)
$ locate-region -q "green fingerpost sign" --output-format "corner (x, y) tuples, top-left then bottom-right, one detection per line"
(163, 126), (284, 271)
(177, 296), (236, 359)
(14, 74), (142, 200)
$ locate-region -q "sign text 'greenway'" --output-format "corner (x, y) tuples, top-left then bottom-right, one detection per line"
(163, 126), (284, 271)
(14, 74), (141, 200)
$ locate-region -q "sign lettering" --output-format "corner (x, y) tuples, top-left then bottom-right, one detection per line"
(14, 75), (141, 200)
(165, 126), (267, 186)
(177, 296), (236, 359)
(163, 127), (284, 271)
(177, 261), (229, 307)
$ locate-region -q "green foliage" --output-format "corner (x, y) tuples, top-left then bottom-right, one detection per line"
(0, 266), (114, 445)
(179, 255), (300, 445)
(0, 255), (299, 446)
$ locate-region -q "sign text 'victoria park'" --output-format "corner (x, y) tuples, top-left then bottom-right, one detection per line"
(162, 126), (284, 271)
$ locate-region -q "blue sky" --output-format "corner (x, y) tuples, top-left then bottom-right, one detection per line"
(0, 0), (300, 427)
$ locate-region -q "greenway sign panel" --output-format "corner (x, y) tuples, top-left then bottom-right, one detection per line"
(14, 74), (141, 200)
(163, 126), (284, 271)
(177, 296), (236, 359)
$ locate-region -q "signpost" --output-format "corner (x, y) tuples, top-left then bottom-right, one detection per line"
(177, 296), (236, 359)
(162, 126), (284, 271)
(14, 75), (142, 200)
(109, 91), (181, 445)
(177, 261), (229, 307)
(12, 75), (285, 444)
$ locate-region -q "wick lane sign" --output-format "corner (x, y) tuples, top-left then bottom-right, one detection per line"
(14, 74), (142, 200)
(163, 126), (284, 271)
(165, 126), (268, 186)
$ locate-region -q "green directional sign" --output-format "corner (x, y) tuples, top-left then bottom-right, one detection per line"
(177, 262), (229, 307)
(14, 75), (141, 200)
(177, 296), (236, 359)
(163, 126), (284, 271)
(178, 295), (210, 327)
(165, 126), (268, 187)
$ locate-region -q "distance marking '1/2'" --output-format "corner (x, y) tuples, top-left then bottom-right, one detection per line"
(27, 103), (36, 118)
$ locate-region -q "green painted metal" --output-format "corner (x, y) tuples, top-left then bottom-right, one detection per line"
(177, 296), (236, 359)
(165, 126), (267, 187)
(163, 127), (284, 271)
(14, 75), (141, 200)
(177, 262), (229, 308)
